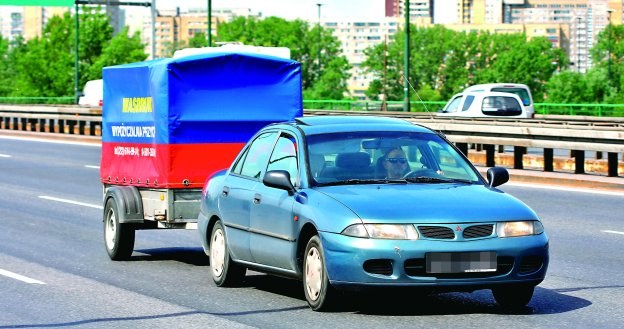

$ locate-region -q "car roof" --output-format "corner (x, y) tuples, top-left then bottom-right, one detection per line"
(452, 91), (524, 100)
(271, 115), (436, 135)
(464, 83), (529, 89)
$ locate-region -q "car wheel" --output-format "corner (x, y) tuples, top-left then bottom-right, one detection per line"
(492, 284), (535, 310)
(303, 235), (338, 311)
(210, 220), (245, 287)
(104, 198), (135, 261)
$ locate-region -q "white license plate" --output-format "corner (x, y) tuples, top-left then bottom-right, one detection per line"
(426, 252), (497, 273)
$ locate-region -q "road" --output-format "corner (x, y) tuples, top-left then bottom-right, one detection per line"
(0, 136), (623, 328)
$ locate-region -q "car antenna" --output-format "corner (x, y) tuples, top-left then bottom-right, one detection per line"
(400, 74), (447, 137)
(401, 74), (434, 120)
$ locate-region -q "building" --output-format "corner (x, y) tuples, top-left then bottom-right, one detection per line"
(323, 17), (402, 100)
(141, 7), (261, 59)
(386, 0), (434, 23)
(0, 5), (125, 42)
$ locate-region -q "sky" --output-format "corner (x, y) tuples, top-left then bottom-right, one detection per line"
(153, 0), (385, 21)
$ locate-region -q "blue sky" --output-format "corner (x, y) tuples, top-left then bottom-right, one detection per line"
(156, 0), (385, 20)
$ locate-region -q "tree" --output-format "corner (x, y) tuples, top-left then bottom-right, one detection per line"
(217, 16), (351, 99)
(363, 25), (566, 103)
(0, 6), (146, 98)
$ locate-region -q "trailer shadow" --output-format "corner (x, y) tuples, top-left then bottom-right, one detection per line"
(132, 247), (209, 266)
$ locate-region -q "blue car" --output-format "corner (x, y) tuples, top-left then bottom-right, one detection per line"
(198, 115), (548, 311)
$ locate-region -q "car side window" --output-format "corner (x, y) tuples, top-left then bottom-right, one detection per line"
(445, 96), (463, 113)
(461, 95), (474, 112)
(267, 133), (298, 185)
(239, 132), (278, 179)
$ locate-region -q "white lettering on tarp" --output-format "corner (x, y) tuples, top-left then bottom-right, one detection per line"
(110, 125), (155, 138)
(113, 146), (156, 157)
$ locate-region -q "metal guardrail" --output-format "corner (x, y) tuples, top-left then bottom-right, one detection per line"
(1, 105), (623, 177)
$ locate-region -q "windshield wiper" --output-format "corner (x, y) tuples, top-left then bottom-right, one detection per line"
(317, 178), (407, 187)
(405, 176), (473, 184)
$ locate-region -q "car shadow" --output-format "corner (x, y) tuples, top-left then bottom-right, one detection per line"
(240, 274), (596, 315)
(131, 247), (209, 266)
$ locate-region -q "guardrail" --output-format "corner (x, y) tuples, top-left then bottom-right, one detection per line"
(1, 105), (623, 177)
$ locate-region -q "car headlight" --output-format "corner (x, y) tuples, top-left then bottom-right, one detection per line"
(496, 221), (544, 237)
(342, 224), (419, 240)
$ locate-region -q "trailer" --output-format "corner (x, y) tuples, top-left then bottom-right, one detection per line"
(100, 47), (303, 260)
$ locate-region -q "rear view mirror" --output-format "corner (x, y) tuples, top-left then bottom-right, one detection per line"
(486, 167), (509, 188)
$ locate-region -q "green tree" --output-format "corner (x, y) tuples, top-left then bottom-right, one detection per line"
(188, 32), (208, 48)
(363, 25), (565, 103)
(2, 7), (146, 98)
(591, 24), (624, 91)
(217, 16), (351, 99)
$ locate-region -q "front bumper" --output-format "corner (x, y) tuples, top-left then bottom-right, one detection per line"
(320, 231), (549, 290)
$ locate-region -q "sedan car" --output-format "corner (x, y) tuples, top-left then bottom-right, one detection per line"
(437, 91), (530, 118)
(198, 115), (548, 311)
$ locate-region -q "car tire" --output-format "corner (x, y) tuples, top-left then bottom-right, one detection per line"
(210, 220), (246, 287)
(303, 235), (338, 311)
(492, 284), (535, 310)
(104, 198), (135, 261)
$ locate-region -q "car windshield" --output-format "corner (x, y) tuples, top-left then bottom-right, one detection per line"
(306, 131), (482, 186)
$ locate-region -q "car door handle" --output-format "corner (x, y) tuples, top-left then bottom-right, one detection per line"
(222, 186), (229, 197)
(253, 193), (261, 204)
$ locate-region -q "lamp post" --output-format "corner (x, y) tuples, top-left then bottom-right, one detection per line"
(607, 9), (614, 85)
(403, 0), (410, 112)
(317, 3), (322, 78)
(207, 0), (212, 46)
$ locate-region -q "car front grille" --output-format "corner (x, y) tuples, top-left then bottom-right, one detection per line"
(463, 224), (494, 239)
(418, 226), (455, 239)
(404, 256), (514, 278)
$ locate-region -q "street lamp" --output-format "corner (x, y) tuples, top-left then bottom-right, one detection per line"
(607, 9), (614, 85)
(317, 3), (322, 78)
(207, 0), (212, 46)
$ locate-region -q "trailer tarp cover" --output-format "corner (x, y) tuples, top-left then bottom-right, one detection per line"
(100, 51), (303, 188)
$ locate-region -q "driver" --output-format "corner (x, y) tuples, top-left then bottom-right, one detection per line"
(382, 147), (410, 179)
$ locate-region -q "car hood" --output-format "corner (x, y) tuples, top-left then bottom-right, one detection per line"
(314, 183), (536, 224)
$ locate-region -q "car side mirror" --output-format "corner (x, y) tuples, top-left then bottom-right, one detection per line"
(486, 167), (509, 188)
(263, 170), (296, 195)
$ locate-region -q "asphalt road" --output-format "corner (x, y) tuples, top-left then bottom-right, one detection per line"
(0, 136), (623, 329)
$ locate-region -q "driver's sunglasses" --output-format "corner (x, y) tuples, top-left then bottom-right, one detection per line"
(386, 157), (407, 164)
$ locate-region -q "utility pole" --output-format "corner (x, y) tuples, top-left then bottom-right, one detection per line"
(317, 3), (322, 78)
(403, 0), (410, 112)
(151, 0), (156, 58)
(207, 0), (212, 46)
(75, 1), (79, 104)
(607, 9), (614, 86)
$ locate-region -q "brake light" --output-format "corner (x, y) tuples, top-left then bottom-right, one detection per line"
(98, 99), (103, 107)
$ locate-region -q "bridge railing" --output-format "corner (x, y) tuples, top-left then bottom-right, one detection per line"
(0, 104), (623, 177)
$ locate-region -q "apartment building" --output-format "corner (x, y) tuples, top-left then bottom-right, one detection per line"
(142, 7), (261, 59)
(323, 17), (402, 100)
(0, 5), (124, 42)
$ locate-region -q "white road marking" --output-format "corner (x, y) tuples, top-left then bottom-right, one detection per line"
(0, 154), (11, 158)
(0, 135), (100, 147)
(0, 268), (46, 284)
(602, 230), (624, 236)
(507, 182), (624, 197)
(38, 196), (103, 209)
(84, 165), (100, 169)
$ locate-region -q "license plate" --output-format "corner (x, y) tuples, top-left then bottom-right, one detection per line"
(426, 252), (497, 274)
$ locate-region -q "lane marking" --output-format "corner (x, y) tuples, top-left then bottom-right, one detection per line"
(84, 165), (100, 169)
(602, 230), (624, 236)
(0, 268), (46, 284)
(0, 134), (100, 147)
(507, 182), (624, 197)
(0, 154), (11, 158)
(38, 196), (103, 209)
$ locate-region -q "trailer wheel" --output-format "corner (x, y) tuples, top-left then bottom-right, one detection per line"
(104, 198), (135, 260)
(210, 220), (245, 286)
